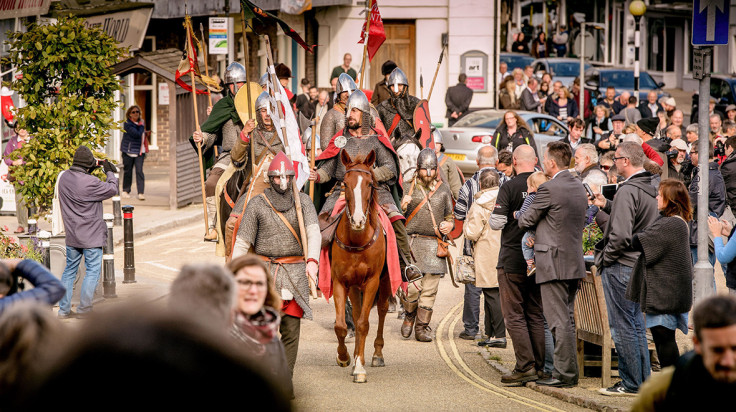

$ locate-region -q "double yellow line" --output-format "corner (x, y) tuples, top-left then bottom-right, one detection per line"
(435, 302), (565, 412)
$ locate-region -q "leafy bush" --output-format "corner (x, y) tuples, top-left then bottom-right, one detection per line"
(2, 16), (125, 212)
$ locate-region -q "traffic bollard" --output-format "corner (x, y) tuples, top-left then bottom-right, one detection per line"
(122, 205), (136, 284)
(103, 213), (117, 298)
(38, 230), (51, 269)
(27, 218), (37, 237)
(113, 170), (122, 226)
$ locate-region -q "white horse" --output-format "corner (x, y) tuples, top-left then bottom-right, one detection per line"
(396, 139), (421, 185)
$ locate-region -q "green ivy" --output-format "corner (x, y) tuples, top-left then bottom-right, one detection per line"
(2, 16), (126, 213)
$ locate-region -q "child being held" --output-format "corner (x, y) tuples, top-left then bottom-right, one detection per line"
(514, 171), (550, 275)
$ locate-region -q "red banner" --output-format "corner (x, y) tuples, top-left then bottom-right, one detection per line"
(358, 0), (386, 62)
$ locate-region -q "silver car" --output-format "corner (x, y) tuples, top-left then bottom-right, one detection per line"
(439, 110), (570, 175)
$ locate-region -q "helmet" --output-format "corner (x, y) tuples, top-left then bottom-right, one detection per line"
(224, 62), (247, 85)
(336, 73), (358, 96)
(267, 151), (295, 177)
(417, 148), (438, 171)
(431, 127), (443, 145)
(258, 73), (269, 88)
(388, 67), (409, 93)
(255, 91), (272, 112)
(346, 90), (370, 114)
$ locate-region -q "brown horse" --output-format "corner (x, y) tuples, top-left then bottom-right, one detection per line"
(331, 149), (392, 383)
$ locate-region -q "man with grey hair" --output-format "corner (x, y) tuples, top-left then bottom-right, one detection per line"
(671, 109), (686, 137)
(455, 145), (509, 340)
(592, 141), (659, 396)
(170, 264), (236, 330)
(583, 169), (608, 194)
(573, 143), (600, 179)
(665, 124), (683, 141)
(623, 133), (643, 145)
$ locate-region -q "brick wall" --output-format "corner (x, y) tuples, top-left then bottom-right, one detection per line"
(146, 81), (171, 167)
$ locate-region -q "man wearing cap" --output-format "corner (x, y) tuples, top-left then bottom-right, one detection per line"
(726, 105), (736, 124)
(667, 139), (691, 182)
(663, 97), (677, 118)
(377, 67), (421, 144)
(635, 118), (667, 167)
(232, 151), (320, 378)
(371, 60), (397, 107)
(638, 91), (663, 119)
(192, 62), (256, 242)
(598, 114), (627, 155)
(445, 73), (474, 126)
(57, 146), (119, 318)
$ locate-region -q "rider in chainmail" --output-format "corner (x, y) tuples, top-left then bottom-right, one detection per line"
(233, 91), (285, 167)
(232, 151), (320, 376)
(400, 148), (455, 342)
(376, 67), (421, 146)
(310, 90), (421, 282)
(320, 73), (380, 150)
(192, 62), (252, 241)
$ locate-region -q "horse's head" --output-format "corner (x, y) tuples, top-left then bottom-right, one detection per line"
(340, 149), (376, 231)
(396, 139), (421, 183)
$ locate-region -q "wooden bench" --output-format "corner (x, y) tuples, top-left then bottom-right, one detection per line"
(574, 266), (656, 388)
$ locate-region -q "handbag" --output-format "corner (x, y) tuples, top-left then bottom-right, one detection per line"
(454, 255), (475, 284)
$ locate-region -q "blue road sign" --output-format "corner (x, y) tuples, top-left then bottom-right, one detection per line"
(693, 0), (730, 45)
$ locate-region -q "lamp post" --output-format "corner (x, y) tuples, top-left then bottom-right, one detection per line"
(630, 0), (646, 106)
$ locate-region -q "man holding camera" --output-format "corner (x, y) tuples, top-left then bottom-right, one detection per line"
(57, 146), (119, 318)
(0, 258), (65, 314)
(666, 139), (692, 184)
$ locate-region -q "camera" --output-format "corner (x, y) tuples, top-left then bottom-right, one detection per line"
(96, 159), (104, 167)
(715, 140), (726, 158)
(665, 148), (678, 159)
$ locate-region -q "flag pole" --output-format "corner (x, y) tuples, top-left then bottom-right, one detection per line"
(358, 0), (373, 89)
(185, 13), (209, 235)
(199, 23), (218, 158)
(427, 44), (446, 101)
(309, 105), (326, 200)
(420, 70), (424, 99)
(263, 35), (318, 299)
(240, 10), (256, 177)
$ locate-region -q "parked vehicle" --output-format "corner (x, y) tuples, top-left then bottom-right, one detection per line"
(439, 110), (569, 175)
(690, 74), (736, 124)
(584, 67), (668, 103)
(500, 53), (535, 72)
(531, 58), (591, 87)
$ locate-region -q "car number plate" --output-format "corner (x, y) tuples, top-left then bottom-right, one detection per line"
(446, 153), (466, 161)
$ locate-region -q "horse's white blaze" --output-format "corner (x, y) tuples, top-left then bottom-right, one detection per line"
(351, 175), (366, 228)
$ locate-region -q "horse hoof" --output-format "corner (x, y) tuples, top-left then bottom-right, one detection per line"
(337, 356), (351, 367)
(353, 373), (367, 383)
(371, 356), (385, 367)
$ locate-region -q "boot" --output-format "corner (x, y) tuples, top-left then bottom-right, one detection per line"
(204, 228), (218, 242)
(206, 196), (217, 227)
(415, 307), (433, 342)
(401, 301), (418, 339)
(392, 219), (422, 282)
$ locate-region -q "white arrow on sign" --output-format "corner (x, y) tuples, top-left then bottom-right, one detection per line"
(700, 0), (726, 42)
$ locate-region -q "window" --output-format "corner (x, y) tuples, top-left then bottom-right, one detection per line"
(530, 117), (568, 137)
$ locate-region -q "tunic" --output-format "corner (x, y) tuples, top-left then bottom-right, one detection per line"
(404, 180), (454, 274)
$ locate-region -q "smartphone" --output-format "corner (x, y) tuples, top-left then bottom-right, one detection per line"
(601, 184), (618, 201)
(583, 183), (595, 200)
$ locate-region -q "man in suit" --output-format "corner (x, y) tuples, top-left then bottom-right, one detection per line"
(520, 78), (545, 113)
(445, 74), (474, 126)
(519, 141), (588, 388)
(638, 91), (663, 119)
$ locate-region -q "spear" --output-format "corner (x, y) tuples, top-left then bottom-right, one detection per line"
(309, 104), (326, 200)
(199, 22), (217, 158)
(240, 9), (256, 176)
(184, 10), (208, 235)
(357, 0), (373, 89)
(426, 44), (446, 101)
(420, 69), (424, 99)
(263, 35), (318, 299)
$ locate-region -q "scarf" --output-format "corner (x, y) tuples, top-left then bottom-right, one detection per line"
(231, 307), (281, 354)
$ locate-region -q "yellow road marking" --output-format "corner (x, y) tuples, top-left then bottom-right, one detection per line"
(436, 302), (564, 412)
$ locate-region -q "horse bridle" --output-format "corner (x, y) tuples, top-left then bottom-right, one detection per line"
(335, 167), (381, 253)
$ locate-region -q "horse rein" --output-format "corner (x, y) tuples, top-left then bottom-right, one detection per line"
(335, 167), (382, 253)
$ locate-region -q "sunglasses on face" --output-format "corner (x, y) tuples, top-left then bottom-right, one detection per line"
(600, 165), (611, 171)
(130, 110), (140, 114)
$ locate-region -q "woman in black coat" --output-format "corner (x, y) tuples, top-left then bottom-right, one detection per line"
(626, 178), (693, 368)
(491, 111), (537, 156)
(120, 105), (148, 200)
(511, 33), (530, 54)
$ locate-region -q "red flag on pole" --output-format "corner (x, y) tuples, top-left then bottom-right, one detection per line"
(358, 0), (386, 62)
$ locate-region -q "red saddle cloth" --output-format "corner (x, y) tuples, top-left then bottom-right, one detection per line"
(318, 197), (405, 301)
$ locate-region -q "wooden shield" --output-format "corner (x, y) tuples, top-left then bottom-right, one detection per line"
(234, 82), (264, 124)
(413, 99), (434, 149)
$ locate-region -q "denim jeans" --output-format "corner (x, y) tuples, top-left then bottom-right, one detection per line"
(58, 247), (103, 315)
(462, 283), (482, 335)
(522, 231), (535, 261)
(600, 262), (650, 391)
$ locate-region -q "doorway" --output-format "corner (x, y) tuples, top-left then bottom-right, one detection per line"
(368, 21), (415, 95)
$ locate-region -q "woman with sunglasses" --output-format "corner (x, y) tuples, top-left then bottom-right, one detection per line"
(120, 105), (149, 200)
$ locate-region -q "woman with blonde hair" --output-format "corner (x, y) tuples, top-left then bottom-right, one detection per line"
(499, 77), (520, 110)
(548, 87), (578, 121)
(491, 110), (537, 156)
(226, 254), (292, 398)
(588, 105), (612, 142)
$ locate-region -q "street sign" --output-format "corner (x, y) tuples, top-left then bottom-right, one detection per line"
(692, 0), (730, 45)
(692, 47), (713, 80)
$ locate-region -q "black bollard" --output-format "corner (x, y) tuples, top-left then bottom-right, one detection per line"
(113, 170), (122, 226)
(38, 230), (51, 269)
(103, 213), (117, 297)
(122, 205), (136, 284)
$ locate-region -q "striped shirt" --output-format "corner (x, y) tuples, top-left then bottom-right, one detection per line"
(455, 167), (510, 255)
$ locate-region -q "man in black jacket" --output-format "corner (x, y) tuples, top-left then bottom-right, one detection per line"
(689, 140), (726, 268)
(592, 141), (659, 396)
(638, 91), (663, 119)
(445, 74), (473, 126)
(720, 136), (736, 212)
